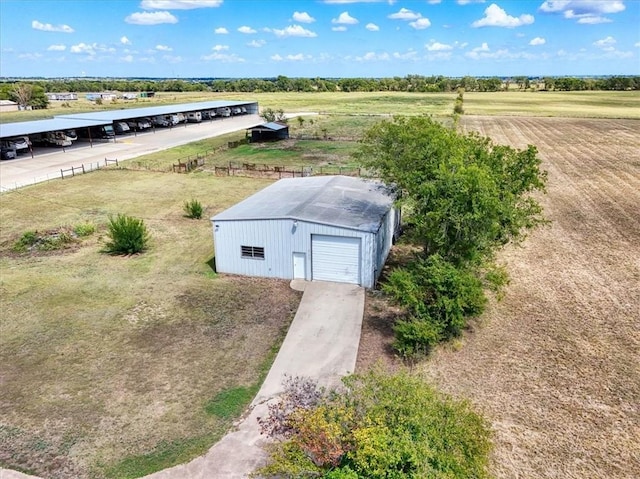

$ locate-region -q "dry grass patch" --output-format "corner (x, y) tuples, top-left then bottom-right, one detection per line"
(0, 171), (301, 478)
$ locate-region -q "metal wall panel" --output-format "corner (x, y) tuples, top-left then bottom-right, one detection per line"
(311, 235), (361, 284)
(212, 218), (380, 287)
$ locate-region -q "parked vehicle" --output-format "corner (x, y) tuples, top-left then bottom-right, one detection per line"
(1, 136), (31, 154)
(231, 107), (242, 115)
(1, 145), (17, 160)
(187, 111), (202, 123)
(64, 129), (78, 141)
(127, 118), (152, 130)
(31, 131), (73, 147)
(78, 125), (115, 140)
(202, 110), (217, 120)
(241, 106), (247, 114)
(217, 107), (231, 117)
(176, 113), (186, 123)
(152, 115), (179, 127)
(113, 122), (131, 135)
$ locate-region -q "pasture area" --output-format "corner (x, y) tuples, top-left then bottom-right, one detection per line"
(0, 172), (301, 478)
(3, 90), (640, 124)
(417, 116), (639, 479)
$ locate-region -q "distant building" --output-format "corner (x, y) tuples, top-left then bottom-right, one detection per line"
(0, 100), (19, 112)
(86, 92), (118, 102)
(248, 122), (290, 142)
(46, 92), (78, 101)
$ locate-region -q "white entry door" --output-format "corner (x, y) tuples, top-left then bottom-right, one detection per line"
(293, 252), (306, 279)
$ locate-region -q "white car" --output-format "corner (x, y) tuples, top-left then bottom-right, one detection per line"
(3, 136), (31, 153)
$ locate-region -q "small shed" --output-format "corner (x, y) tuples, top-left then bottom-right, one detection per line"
(0, 100), (19, 112)
(211, 176), (400, 288)
(248, 121), (289, 142)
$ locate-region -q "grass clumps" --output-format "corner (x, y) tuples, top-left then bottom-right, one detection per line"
(204, 386), (257, 419)
(12, 227), (80, 253)
(103, 214), (150, 255)
(256, 370), (492, 479)
(183, 199), (204, 219)
(73, 222), (96, 237)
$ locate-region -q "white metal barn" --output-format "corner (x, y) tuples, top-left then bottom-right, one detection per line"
(211, 176), (399, 288)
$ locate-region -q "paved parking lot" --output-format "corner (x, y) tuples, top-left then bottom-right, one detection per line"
(0, 114), (261, 191)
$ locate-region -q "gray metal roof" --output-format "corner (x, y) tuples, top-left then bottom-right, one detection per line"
(1, 100), (256, 138)
(212, 176), (394, 233)
(249, 122), (288, 131)
(57, 100), (255, 122)
(0, 118), (110, 137)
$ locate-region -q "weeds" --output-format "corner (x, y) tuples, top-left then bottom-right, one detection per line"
(183, 199), (203, 219)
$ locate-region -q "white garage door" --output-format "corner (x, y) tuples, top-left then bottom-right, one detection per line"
(312, 235), (361, 284)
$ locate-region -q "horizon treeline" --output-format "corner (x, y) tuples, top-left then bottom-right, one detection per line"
(1, 75), (639, 96)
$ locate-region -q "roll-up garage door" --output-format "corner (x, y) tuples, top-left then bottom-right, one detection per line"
(312, 235), (361, 284)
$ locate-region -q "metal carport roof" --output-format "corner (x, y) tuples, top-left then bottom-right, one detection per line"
(0, 118), (111, 138)
(248, 122), (289, 132)
(57, 100), (256, 122)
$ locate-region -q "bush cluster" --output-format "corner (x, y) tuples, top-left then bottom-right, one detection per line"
(183, 199), (203, 219)
(103, 214), (149, 255)
(256, 371), (492, 478)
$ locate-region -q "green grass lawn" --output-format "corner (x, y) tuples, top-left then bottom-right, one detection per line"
(0, 171), (301, 478)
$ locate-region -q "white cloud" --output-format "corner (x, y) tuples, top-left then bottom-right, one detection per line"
(214, 27), (228, 34)
(31, 20), (74, 33)
(247, 39), (266, 47)
(388, 8), (421, 20)
(427, 0), (442, 4)
(292, 11), (315, 23)
(366, 23), (380, 31)
(458, 0), (486, 4)
(120, 36), (131, 45)
(472, 4), (534, 28)
(212, 44), (229, 51)
(201, 52), (245, 62)
(635, 42), (640, 48)
(323, 0), (393, 3)
(238, 25), (256, 34)
(156, 44), (173, 51)
(70, 42), (116, 55)
(356, 51), (390, 62)
(332, 26), (347, 31)
(163, 55), (183, 63)
(122, 55), (134, 62)
(271, 25), (317, 37)
(393, 50), (418, 60)
(286, 53), (306, 61)
(271, 54), (283, 61)
(539, 0), (624, 24)
(18, 53), (44, 60)
(141, 0), (222, 9)
(410, 18), (431, 29)
(593, 36), (616, 49)
(425, 40), (452, 51)
(47, 44), (66, 51)
(529, 36), (546, 45)
(332, 11), (359, 24)
(473, 42), (490, 52)
(125, 11), (178, 25)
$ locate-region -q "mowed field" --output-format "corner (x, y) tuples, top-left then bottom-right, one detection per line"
(418, 116), (640, 478)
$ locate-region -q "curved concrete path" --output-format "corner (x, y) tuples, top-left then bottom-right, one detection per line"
(1, 280), (364, 479)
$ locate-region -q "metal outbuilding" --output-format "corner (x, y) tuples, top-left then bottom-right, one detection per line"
(211, 176), (400, 288)
(248, 121), (289, 142)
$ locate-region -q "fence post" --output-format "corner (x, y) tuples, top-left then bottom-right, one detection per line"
(82, 164), (86, 174)
(60, 169), (64, 179)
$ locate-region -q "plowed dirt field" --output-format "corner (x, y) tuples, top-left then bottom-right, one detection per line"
(420, 117), (640, 479)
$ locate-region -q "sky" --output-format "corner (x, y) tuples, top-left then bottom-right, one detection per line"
(1, 0), (639, 78)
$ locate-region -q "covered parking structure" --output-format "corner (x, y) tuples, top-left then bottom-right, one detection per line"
(0, 100), (259, 155)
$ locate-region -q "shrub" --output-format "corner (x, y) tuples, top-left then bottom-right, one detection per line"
(256, 371), (492, 479)
(384, 255), (486, 355)
(103, 214), (149, 255)
(73, 222), (96, 237)
(183, 199), (203, 219)
(12, 231), (38, 252)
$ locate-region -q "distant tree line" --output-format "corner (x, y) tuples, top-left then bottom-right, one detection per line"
(0, 75), (638, 108)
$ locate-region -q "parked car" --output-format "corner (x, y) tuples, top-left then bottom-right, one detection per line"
(1, 136), (31, 154)
(64, 129), (78, 141)
(31, 131), (73, 147)
(127, 118), (152, 130)
(113, 122), (131, 135)
(78, 125), (115, 140)
(1, 145), (17, 160)
(231, 107), (242, 115)
(187, 111), (202, 123)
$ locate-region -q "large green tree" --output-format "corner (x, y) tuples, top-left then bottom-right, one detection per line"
(357, 116), (547, 266)
(357, 117), (547, 355)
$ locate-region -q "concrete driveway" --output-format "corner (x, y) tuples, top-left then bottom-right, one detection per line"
(141, 280), (365, 479)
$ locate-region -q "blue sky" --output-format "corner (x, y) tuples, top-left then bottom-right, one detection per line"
(1, 0), (639, 78)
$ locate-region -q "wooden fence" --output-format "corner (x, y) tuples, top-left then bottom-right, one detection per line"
(60, 158), (119, 179)
(209, 162), (363, 179)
